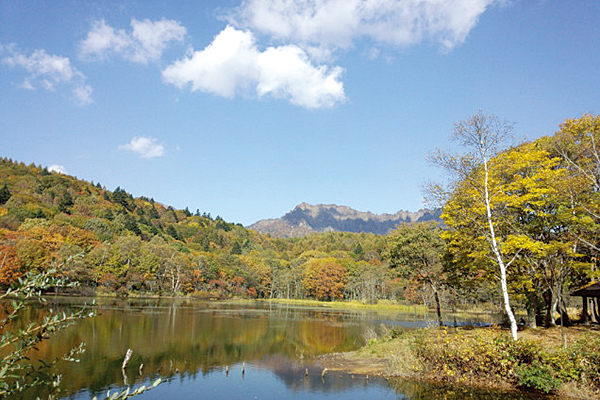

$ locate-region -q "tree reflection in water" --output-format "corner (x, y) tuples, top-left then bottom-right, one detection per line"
(4, 298), (514, 400)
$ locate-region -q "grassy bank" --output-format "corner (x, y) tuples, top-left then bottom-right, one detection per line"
(261, 298), (429, 313)
(321, 325), (600, 399)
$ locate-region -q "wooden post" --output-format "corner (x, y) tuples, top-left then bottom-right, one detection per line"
(582, 296), (589, 324)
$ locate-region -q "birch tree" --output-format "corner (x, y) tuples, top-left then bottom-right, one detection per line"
(428, 111), (519, 340)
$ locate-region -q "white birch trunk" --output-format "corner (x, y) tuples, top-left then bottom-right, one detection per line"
(483, 156), (518, 340)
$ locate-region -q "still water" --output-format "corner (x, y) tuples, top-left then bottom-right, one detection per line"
(7, 298), (542, 400)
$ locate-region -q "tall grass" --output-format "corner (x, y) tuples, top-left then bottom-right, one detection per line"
(262, 298), (429, 313)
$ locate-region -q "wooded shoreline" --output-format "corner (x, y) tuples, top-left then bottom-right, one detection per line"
(320, 325), (600, 399)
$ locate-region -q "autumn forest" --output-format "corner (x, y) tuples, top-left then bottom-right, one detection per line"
(1, 114), (599, 329)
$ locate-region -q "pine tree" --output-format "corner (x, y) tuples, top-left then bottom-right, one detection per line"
(0, 183), (11, 205)
(124, 215), (142, 236)
(167, 225), (181, 241)
(58, 191), (74, 213)
(149, 206), (160, 219)
(230, 241), (242, 255)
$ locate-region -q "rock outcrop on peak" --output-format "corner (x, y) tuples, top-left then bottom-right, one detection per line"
(248, 203), (441, 237)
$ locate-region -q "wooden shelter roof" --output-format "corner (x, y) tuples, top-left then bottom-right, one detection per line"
(571, 282), (600, 298)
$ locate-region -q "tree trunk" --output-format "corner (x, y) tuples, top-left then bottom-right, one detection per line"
(582, 296), (589, 324)
(559, 308), (571, 327)
(551, 296), (559, 325)
(432, 285), (443, 327)
(593, 298), (600, 323)
(526, 303), (537, 329)
(525, 292), (538, 328)
(483, 157), (518, 340)
(543, 290), (557, 327)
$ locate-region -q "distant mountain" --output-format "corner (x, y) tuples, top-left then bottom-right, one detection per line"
(248, 203), (441, 237)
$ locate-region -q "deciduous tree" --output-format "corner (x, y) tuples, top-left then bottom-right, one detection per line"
(387, 222), (446, 326)
(552, 114), (600, 257)
(302, 257), (347, 300)
(429, 111), (519, 339)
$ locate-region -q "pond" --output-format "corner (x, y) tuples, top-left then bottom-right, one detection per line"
(5, 298), (542, 400)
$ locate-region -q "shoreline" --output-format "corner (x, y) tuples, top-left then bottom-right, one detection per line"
(318, 325), (600, 400)
(18, 290), (506, 321)
(8, 292), (598, 398)
(31, 291), (434, 313)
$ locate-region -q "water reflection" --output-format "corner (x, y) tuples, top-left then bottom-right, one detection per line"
(71, 362), (545, 400)
(132, 363), (397, 400)
(3, 298), (513, 400)
(390, 380), (547, 400)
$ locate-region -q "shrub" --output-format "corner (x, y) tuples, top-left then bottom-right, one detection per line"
(515, 361), (562, 394)
(398, 326), (600, 396)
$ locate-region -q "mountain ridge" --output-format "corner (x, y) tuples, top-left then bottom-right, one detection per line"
(249, 203), (441, 237)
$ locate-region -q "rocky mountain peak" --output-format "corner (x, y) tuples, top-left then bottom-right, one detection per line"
(248, 203), (441, 237)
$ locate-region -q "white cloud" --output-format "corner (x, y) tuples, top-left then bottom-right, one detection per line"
(162, 26), (345, 108)
(78, 20), (130, 60)
(79, 18), (186, 63)
(227, 0), (501, 52)
(119, 136), (165, 159)
(48, 165), (68, 174)
(256, 45), (344, 108)
(163, 26), (259, 98)
(1, 45), (93, 106)
(71, 84), (94, 107)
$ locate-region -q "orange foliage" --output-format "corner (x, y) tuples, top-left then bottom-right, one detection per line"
(300, 320), (345, 351)
(191, 269), (204, 284)
(65, 226), (100, 249)
(0, 244), (23, 285)
(302, 257), (348, 300)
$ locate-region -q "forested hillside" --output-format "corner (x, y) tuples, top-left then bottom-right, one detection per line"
(0, 161), (396, 301)
(1, 114), (599, 328)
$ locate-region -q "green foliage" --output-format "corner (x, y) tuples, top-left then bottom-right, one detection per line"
(112, 187), (133, 211)
(403, 327), (600, 396)
(84, 218), (113, 241)
(230, 240), (242, 255)
(515, 361), (562, 393)
(0, 183), (11, 205)
(122, 214), (141, 236)
(0, 267), (163, 400)
(58, 190), (74, 213)
(567, 334), (600, 385)
(387, 222), (445, 280)
(386, 222), (447, 322)
(0, 268), (96, 399)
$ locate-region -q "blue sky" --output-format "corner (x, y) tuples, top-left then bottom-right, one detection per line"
(1, 0), (599, 226)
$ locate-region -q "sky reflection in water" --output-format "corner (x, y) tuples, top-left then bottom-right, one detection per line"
(6, 299), (540, 400)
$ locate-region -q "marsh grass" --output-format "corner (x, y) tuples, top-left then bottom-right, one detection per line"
(262, 298), (429, 313)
